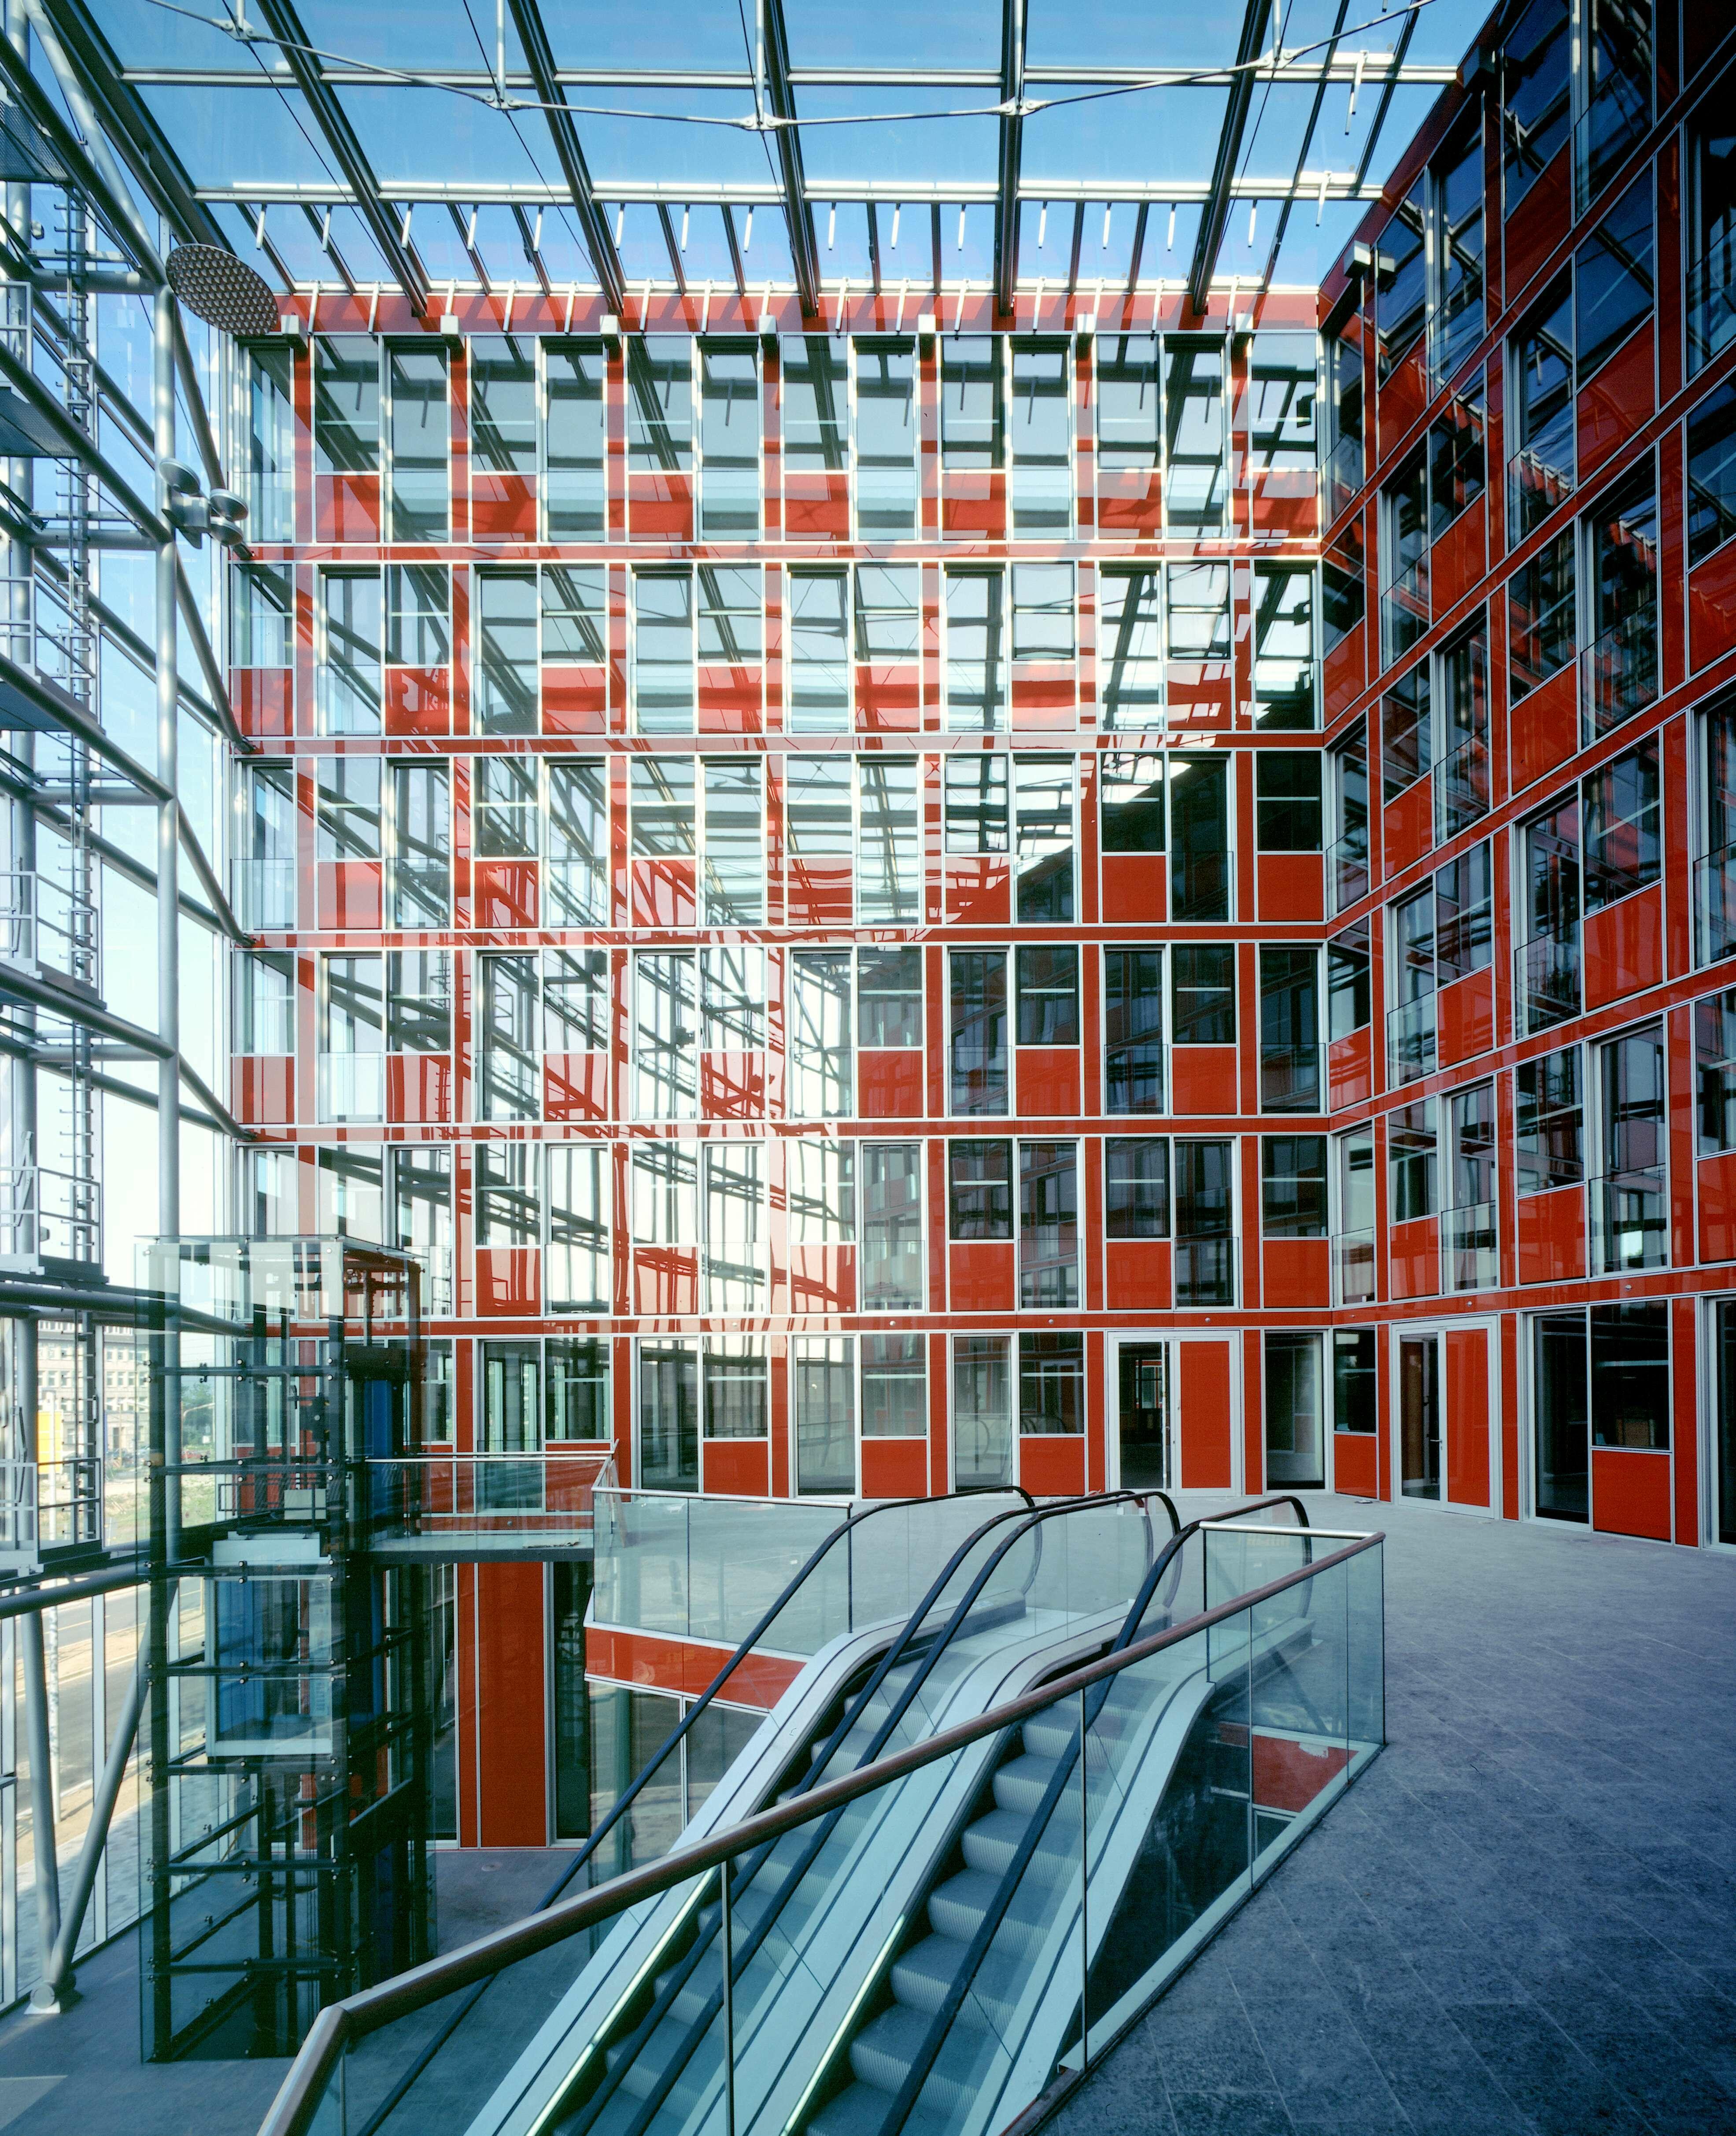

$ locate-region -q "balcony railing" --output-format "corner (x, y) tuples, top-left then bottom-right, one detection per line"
(1507, 428), (1574, 542)
(1580, 607), (1658, 743)
(318, 1051), (384, 1123)
(0, 1158), (99, 1264)
(1259, 1043), (1324, 1112)
(0, 867), (97, 989)
(1590, 1167), (1667, 1275)
(1334, 1227), (1376, 1305)
(1327, 828), (1369, 915)
(0, 1458), (37, 1568)
(1696, 845), (1736, 967)
(1443, 1201), (1498, 1292)
(1434, 731), (1490, 843)
(231, 858), (296, 931)
(1386, 995), (1436, 1086)
(1515, 929), (1581, 1035)
(1688, 251), (1736, 378)
(362, 1451), (615, 1544)
(1381, 554), (1429, 668)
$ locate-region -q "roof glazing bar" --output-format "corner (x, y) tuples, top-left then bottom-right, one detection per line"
(1188, 0), (1274, 311)
(994, 0), (1027, 316)
(761, 0), (819, 317)
(506, 0), (625, 314)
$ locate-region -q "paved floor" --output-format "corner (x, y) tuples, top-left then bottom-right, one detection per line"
(1049, 1494), (1736, 2136)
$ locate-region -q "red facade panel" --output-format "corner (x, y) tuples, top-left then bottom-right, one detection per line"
(1591, 1448), (1673, 1542)
(1583, 886), (1664, 1008)
(1515, 1186), (1586, 1284)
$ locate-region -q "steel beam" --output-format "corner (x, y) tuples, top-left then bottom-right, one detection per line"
(506, 0), (626, 314)
(200, 175), (1388, 210)
(1187, 0), (1274, 312)
(761, 0), (820, 317)
(1257, 0), (1349, 292)
(994, 0), (1027, 315)
(1353, 4), (1419, 192)
(0, 336), (167, 541)
(174, 556), (247, 753)
(0, 30), (162, 280)
(170, 309), (226, 498)
(248, 0), (430, 314)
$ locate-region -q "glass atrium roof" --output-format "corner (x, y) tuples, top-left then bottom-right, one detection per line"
(84, 0), (1493, 305)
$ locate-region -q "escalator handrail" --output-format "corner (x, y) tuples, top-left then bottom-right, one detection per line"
(1110, 1491), (1313, 1656)
(257, 1528), (1383, 2136)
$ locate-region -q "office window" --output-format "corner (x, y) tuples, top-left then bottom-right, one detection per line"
(547, 1150), (609, 1314)
(543, 565), (606, 664)
(698, 340), (759, 536)
(1097, 333), (1161, 468)
(941, 336), (1003, 470)
(1697, 994), (1736, 1154)
(1519, 794), (1582, 1033)
(795, 1338), (856, 1494)
(1333, 1330), (1377, 1433)
(548, 1335), (609, 1440)
(1174, 1140), (1234, 1304)
(1019, 1332), (1083, 1433)
(1259, 946), (1320, 1112)
(1689, 68), (1736, 372)
(1099, 570), (1164, 728)
(1163, 338), (1226, 530)
(1328, 920), (1371, 1039)
(1019, 1142), (1078, 1306)
(634, 572), (695, 733)
(702, 945), (766, 1054)
(630, 1142), (698, 1250)
(1248, 332), (1317, 482)
(1583, 461), (1659, 737)
(859, 948), (922, 1049)
(629, 756), (694, 866)
(393, 1147), (452, 1313)
(1592, 1304), (1668, 1448)
(242, 343), (295, 540)
(1256, 754), (1322, 850)
(703, 1143), (765, 1311)
(473, 754), (537, 861)
(789, 1139), (855, 1247)
(1577, 177), (1654, 382)
(387, 949), (451, 1054)
(382, 564), (449, 674)
(949, 1140), (1012, 1239)
(1170, 754), (1229, 921)
(545, 343), (607, 536)
(1390, 846), (1492, 1081)
(1429, 387), (1486, 537)
(1375, 179), (1426, 382)
(1012, 562), (1074, 664)
(1445, 1081), (1499, 1289)
(318, 570), (382, 734)
(1430, 119), (1485, 385)
(1593, 1022), (1666, 1272)
(945, 756), (1009, 853)
(315, 756), (380, 860)
(1106, 1138), (1169, 1238)
(1688, 378), (1736, 566)
(786, 756), (851, 874)
(945, 570), (1007, 730)
(1508, 528), (1576, 700)
(1252, 565), (1316, 727)
(1100, 753), (1164, 852)
(479, 952), (539, 1122)
(233, 560), (292, 668)
(313, 334), (377, 474)
(699, 564), (762, 669)
(782, 335), (848, 473)
(1265, 1332), (1325, 1488)
(386, 344), (448, 539)
(1016, 946), (1078, 1047)
(1584, 736), (1659, 910)
(1389, 1099), (1437, 1221)
(1323, 326), (1364, 521)
(1517, 1045), (1583, 1190)
(235, 952), (293, 1056)
(1263, 1135), (1327, 1238)
(1509, 279), (1574, 539)
(235, 762), (295, 930)
(953, 1335), (1013, 1490)
(469, 336), (535, 474)
(855, 339), (917, 535)
(633, 952), (698, 1120)
(1383, 452), (1429, 664)
(1335, 1129), (1376, 1302)
(702, 759), (764, 925)
(1577, 0), (1653, 209)
(547, 760), (607, 926)
(628, 336), (692, 472)
(1104, 949), (1164, 1114)
(1501, 0), (1570, 212)
(476, 1141), (539, 1247)
(475, 567), (537, 734)
(1172, 944), (1235, 1045)
(1009, 341), (1071, 531)
(863, 1335), (925, 1437)
(638, 1338), (698, 1493)
(705, 1339), (768, 1442)
(1329, 725), (1369, 911)
(1167, 561), (1230, 662)
(788, 569), (850, 732)
(789, 950), (853, 1117)
(1436, 619), (1491, 840)
(863, 1144), (923, 1310)
(855, 562), (920, 660)
(545, 949), (609, 1057)
(858, 759), (920, 924)
(318, 1144), (384, 1241)
(1014, 756), (1073, 921)
(950, 951), (1008, 1114)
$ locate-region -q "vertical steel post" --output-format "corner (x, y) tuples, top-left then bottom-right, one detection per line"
(154, 287), (181, 1564)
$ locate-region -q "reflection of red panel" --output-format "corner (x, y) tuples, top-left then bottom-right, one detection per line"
(632, 858), (696, 928)
(1096, 469), (1161, 535)
(787, 860), (853, 928)
(1430, 495), (1485, 616)
(944, 859), (1011, 924)
(315, 472), (380, 543)
(587, 1627), (800, 1708)
(1015, 1047), (1080, 1118)
(1257, 852), (1323, 922)
(1262, 1238), (1330, 1310)
(471, 471), (536, 539)
(858, 1051), (923, 1118)
(1583, 885), (1663, 1008)
(1253, 1734), (1349, 1814)
(1578, 321), (1654, 481)
(235, 1058), (294, 1125)
(1178, 1342), (1233, 1490)
(856, 664), (920, 730)
(545, 1052), (609, 1121)
(1446, 1327), (1490, 1509)
(476, 1563), (546, 1843)
(1323, 625), (1363, 721)
(1252, 469), (1318, 539)
(234, 668), (292, 737)
(862, 1435), (927, 1500)
(949, 1242), (1015, 1312)
(1389, 1215), (1438, 1299)
(1333, 1431), (1378, 1497)
(784, 472), (850, 539)
(628, 472), (693, 541)
(702, 1052), (765, 1119)
(790, 1244), (855, 1315)
(1698, 1150), (1736, 1263)
(1164, 662), (1232, 729)
(318, 860), (382, 929)
(473, 860), (538, 928)
(1377, 343), (1426, 462)
(632, 1249), (699, 1314)
(1504, 147), (1569, 300)
(385, 665), (450, 736)
(1020, 1435), (1085, 1497)
(1329, 1029), (1372, 1109)
(1382, 780), (1432, 876)
(702, 1436), (770, 1498)
(1011, 667), (1076, 730)
(476, 1245), (540, 1316)
(1439, 966), (1494, 1065)
(543, 665), (608, 735)
(940, 471), (1005, 539)
(1105, 1240), (1171, 1311)
(389, 1054), (453, 1124)
(1171, 1045), (1238, 1116)
(1509, 660), (1578, 794)
(1101, 854), (1165, 925)
(698, 668), (762, 733)
(1592, 1447), (1672, 1542)
(1516, 1185), (1585, 1284)
(1689, 540), (1736, 675)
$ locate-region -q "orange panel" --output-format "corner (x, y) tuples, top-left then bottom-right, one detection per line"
(1178, 1342), (1234, 1490)
(1698, 1150), (1736, 1264)
(1376, 343), (1426, 462)
(235, 1057), (294, 1126)
(790, 1244), (856, 1314)
(1257, 852), (1323, 923)
(787, 861), (854, 929)
(856, 664), (920, 730)
(632, 1249), (699, 1315)
(1010, 668), (1077, 730)
(475, 1562), (546, 1844)
(473, 860), (538, 929)
(315, 472), (380, 543)
(1328, 1028), (1372, 1109)
(471, 472), (536, 539)
(1430, 495), (1486, 616)
(234, 668), (292, 738)
(949, 1241), (1016, 1312)
(545, 1051), (609, 1121)
(1503, 146), (1570, 299)
(1689, 539), (1736, 675)
(1389, 1215), (1438, 1299)
(1332, 1431), (1378, 1497)
(702, 1052), (765, 1120)
(1020, 1435), (1086, 1498)
(1105, 1240), (1171, 1311)
(1592, 1447), (1672, 1542)
(944, 859), (1011, 924)
(628, 472), (693, 541)
(1015, 1046), (1081, 1118)
(1096, 469), (1162, 536)
(542, 666), (608, 734)
(1262, 1238), (1330, 1311)
(1439, 966), (1495, 1065)
(384, 665), (450, 736)
(632, 858), (697, 928)
(861, 1435), (928, 1501)
(1515, 1184), (1586, 1284)
(1164, 662), (1233, 730)
(1509, 660), (1578, 795)
(1577, 321), (1655, 481)
(940, 470), (1005, 539)
(1382, 780), (1432, 877)
(1101, 854), (1166, 926)
(784, 472), (850, 539)
(389, 1054), (454, 1124)
(701, 1436), (770, 1497)
(1583, 885), (1663, 1009)
(587, 1627), (802, 1710)
(1252, 1734), (1349, 1814)
(1445, 1327), (1490, 1508)
(476, 1246), (540, 1316)
(318, 860), (382, 930)
(1170, 1045), (1239, 1116)
(1322, 624), (1364, 721)
(1251, 468), (1317, 540)
(857, 1051), (923, 1118)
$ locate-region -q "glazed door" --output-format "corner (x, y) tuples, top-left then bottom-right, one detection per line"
(1116, 1343), (1170, 1490)
(1398, 1333), (1441, 1500)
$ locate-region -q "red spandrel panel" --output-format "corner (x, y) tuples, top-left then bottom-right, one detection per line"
(1439, 965), (1495, 1065)
(787, 860), (853, 929)
(1431, 494), (1486, 617)
(1256, 852), (1324, 923)
(315, 472), (380, 543)
(1101, 854), (1165, 926)
(1503, 145), (1570, 303)
(234, 668), (292, 738)
(1688, 540), (1736, 676)
(632, 1248), (699, 1315)
(1262, 1237), (1330, 1311)
(1583, 885), (1664, 1009)
(1014, 1046), (1080, 1119)
(234, 1058), (294, 1125)
(1323, 622), (1364, 721)
(1019, 1435), (1085, 1497)
(628, 471), (693, 541)
(632, 858), (696, 928)
(385, 665), (450, 736)
(1508, 661), (1578, 796)
(1328, 1029), (1372, 1110)
(542, 666), (608, 735)
(1332, 1430), (1378, 1497)
(389, 1054), (454, 1124)
(1515, 1185), (1586, 1285)
(944, 859), (1011, 925)
(471, 471), (536, 539)
(1389, 1214), (1439, 1299)
(862, 1435), (927, 1500)
(1698, 1151), (1736, 1265)
(701, 1436), (771, 1498)
(789, 1244), (856, 1315)
(784, 472), (850, 540)
(1577, 321), (1655, 482)
(940, 470), (1005, 540)
(1096, 469), (1161, 537)
(1591, 1447), (1672, 1542)
(544, 1052), (609, 1122)
(473, 859), (538, 929)
(1382, 778), (1433, 878)
(1105, 1240), (1171, 1312)
(701, 1052), (765, 1120)
(949, 1241), (1016, 1312)
(475, 1245), (541, 1317)
(856, 663), (920, 731)
(1163, 661), (1232, 731)
(1170, 1045), (1239, 1116)
(857, 1051), (923, 1118)
(317, 860), (382, 930)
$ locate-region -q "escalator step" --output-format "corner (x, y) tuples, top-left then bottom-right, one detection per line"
(926, 1867), (998, 1942)
(991, 1751), (1060, 1815)
(807, 2081), (950, 2136)
(1022, 1712), (1079, 1761)
(849, 2002), (931, 2090)
(889, 1935), (969, 2014)
(960, 1807), (1038, 1878)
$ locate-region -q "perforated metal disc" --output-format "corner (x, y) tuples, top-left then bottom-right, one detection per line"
(165, 245), (281, 336)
